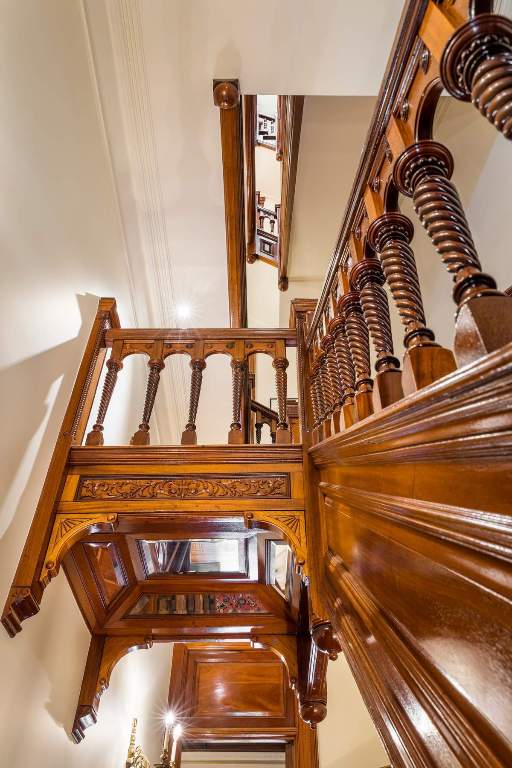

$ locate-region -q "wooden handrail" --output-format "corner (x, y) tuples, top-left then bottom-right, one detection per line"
(278, 96), (304, 292)
(306, 0), (430, 345)
(105, 328), (296, 345)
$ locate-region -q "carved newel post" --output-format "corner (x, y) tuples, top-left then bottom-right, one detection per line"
(273, 357), (291, 443)
(181, 358), (206, 445)
(394, 140), (512, 365)
(350, 257), (403, 409)
(367, 213), (456, 393)
(228, 358), (245, 444)
(441, 14), (512, 140)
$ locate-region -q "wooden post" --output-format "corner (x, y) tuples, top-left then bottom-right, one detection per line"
(86, 340), (124, 446)
(273, 354), (291, 444)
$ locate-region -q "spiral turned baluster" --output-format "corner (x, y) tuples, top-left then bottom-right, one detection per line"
(309, 368), (321, 430)
(441, 14), (512, 140)
(394, 140), (512, 365)
(181, 358), (206, 445)
(321, 332), (343, 430)
(350, 258), (402, 410)
(131, 359), (165, 445)
(228, 359), (246, 444)
(338, 291), (373, 421)
(367, 213), (456, 392)
(273, 357), (291, 443)
(86, 356), (123, 445)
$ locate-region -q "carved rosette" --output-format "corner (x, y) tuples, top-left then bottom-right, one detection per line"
(441, 14), (512, 140)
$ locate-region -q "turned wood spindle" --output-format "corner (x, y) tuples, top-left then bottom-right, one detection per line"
(367, 213), (456, 393)
(330, 315), (356, 429)
(273, 357), (291, 444)
(228, 359), (245, 444)
(350, 258), (403, 410)
(321, 333), (343, 431)
(394, 140), (512, 365)
(255, 421), (263, 444)
(85, 357), (123, 446)
(441, 14), (512, 140)
(131, 359), (165, 446)
(338, 291), (373, 421)
(181, 358), (206, 445)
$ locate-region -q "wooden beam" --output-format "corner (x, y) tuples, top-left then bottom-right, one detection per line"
(244, 95), (257, 262)
(213, 79), (247, 327)
(279, 96), (304, 292)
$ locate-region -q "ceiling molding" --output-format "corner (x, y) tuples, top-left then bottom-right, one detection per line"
(81, 0), (188, 442)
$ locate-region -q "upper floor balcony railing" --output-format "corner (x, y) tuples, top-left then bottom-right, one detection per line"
(79, 317), (296, 448)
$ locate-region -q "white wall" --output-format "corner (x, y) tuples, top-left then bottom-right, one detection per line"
(0, 2), (166, 765)
(319, 657), (388, 768)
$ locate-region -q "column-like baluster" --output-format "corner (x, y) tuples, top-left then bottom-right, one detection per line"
(85, 355), (123, 446)
(228, 359), (245, 444)
(131, 358), (165, 446)
(338, 292), (373, 421)
(394, 140), (512, 365)
(255, 421), (263, 444)
(368, 213), (456, 393)
(273, 357), (291, 444)
(321, 333), (342, 431)
(330, 315), (356, 429)
(350, 258), (403, 409)
(441, 14), (512, 140)
(181, 358), (206, 445)
(317, 350), (333, 437)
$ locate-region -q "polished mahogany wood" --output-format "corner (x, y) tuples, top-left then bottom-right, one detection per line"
(213, 79), (247, 327)
(278, 96), (304, 292)
(244, 94), (257, 262)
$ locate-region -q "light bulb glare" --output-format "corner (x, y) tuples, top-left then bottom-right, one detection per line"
(173, 723), (183, 739)
(164, 710), (175, 728)
(175, 302), (192, 321)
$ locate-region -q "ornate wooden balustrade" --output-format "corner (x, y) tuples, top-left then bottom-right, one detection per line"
(288, 1), (512, 766)
(85, 326), (296, 447)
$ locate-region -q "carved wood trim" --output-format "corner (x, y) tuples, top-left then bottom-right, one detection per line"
(77, 474), (290, 501)
(244, 511), (307, 570)
(40, 512), (118, 588)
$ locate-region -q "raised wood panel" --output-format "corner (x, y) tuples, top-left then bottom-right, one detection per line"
(193, 660), (285, 717)
(310, 343), (512, 767)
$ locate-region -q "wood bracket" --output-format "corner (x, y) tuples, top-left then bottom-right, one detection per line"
(73, 634), (153, 742)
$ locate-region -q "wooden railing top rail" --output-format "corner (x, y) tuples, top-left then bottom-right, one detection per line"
(105, 328), (296, 346)
(306, 0), (430, 346)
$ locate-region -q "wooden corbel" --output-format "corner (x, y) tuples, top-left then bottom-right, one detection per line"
(73, 634), (153, 742)
(39, 512), (118, 588)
